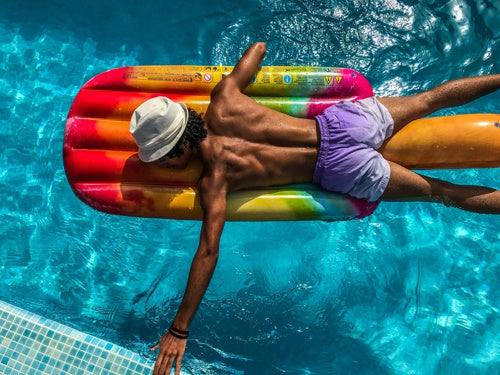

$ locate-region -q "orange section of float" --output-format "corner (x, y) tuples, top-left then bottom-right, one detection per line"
(381, 114), (500, 169)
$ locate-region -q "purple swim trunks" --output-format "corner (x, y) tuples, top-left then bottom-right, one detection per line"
(313, 97), (394, 217)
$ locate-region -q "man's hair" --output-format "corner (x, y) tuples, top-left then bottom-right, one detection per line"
(165, 108), (207, 158)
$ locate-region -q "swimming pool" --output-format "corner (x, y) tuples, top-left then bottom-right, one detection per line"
(0, 0), (499, 373)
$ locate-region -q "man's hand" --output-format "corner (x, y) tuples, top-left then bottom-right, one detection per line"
(150, 332), (187, 375)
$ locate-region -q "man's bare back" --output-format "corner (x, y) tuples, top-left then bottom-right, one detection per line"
(128, 42), (500, 375)
(200, 82), (319, 192)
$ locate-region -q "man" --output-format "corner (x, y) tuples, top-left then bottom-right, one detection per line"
(129, 42), (500, 374)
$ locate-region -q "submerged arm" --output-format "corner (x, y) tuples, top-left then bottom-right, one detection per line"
(152, 174), (227, 375)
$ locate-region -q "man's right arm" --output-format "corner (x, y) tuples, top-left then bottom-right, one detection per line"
(225, 42), (266, 92)
(151, 173), (227, 375)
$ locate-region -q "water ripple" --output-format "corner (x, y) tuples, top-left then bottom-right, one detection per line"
(1, 1), (499, 374)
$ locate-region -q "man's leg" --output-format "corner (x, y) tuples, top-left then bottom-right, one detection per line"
(377, 74), (500, 134)
(380, 161), (500, 214)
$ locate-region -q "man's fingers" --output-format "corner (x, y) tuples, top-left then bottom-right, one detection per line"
(160, 354), (175, 375)
(150, 341), (160, 352)
(175, 356), (183, 375)
(153, 352), (164, 375)
(151, 335), (185, 374)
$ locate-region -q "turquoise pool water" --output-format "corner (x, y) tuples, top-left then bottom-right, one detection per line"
(1, 0), (499, 373)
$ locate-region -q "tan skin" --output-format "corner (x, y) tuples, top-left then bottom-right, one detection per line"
(150, 43), (500, 374)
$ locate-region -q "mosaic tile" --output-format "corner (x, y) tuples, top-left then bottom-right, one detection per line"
(0, 300), (154, 374)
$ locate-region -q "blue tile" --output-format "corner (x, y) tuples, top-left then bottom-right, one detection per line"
(0, 301), (154, 375)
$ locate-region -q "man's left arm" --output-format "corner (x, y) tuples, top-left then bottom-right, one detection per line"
(224, 42), (266, 92)
(151, 174), (226, 375)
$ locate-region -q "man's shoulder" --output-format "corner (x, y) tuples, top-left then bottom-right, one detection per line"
(211, 77), (241, 99)
(207, 81), (244, 120)
(198, 142), (228, 193)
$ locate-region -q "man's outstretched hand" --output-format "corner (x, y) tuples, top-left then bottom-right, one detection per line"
(150, 332), (187, 375)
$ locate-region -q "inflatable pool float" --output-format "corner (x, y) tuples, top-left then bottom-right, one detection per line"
(64, 66), (500, 221)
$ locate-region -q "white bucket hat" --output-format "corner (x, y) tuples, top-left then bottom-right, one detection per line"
(129, 96), (189, 162)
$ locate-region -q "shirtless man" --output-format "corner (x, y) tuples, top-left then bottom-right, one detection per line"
(128, 42), (500, 374)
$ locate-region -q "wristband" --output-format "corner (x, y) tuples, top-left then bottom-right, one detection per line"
(168, 325), (189, 339)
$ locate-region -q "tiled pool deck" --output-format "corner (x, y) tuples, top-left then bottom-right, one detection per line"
(0, 300), (154, 374)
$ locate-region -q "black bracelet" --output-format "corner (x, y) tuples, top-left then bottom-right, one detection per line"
(168, 329), (188, 340)
(168, 325), (189, 339)
(169, 325), (189, 336)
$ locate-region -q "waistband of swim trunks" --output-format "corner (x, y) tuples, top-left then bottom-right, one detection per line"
(312, 113), (327, 185)
(313, 110), (338, 185)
